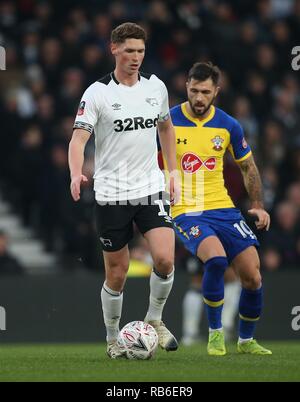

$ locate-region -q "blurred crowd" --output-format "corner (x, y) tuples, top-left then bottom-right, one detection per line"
(0, 0), (299, 273)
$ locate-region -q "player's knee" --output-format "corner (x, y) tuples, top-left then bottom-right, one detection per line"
(202, 256), (228, 301)
(106, 265), (128, 288)
(106, 256), (128, 272)
(204, 256), (228, 276)
(241, 271), (262, 290)
(153, 255), (174, 275)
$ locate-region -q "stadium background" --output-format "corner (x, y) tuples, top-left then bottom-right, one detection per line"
(0, 0), (299, 344)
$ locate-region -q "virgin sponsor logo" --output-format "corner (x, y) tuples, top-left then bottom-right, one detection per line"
(181, 153), (216, 173)
(204, 158), (217, 170)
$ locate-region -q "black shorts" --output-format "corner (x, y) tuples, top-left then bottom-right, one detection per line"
(95, 191), (174, 252)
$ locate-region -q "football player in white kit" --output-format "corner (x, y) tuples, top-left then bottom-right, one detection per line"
(68, 22), (180, 358)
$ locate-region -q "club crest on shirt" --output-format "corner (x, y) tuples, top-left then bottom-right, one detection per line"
(77, 101), (86, 116)
(211, 135), (224, 151)
(189, 226), (202, 238)
(146, 97), (159, 106)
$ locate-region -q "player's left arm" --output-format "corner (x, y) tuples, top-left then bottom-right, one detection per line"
(229, 118), (270, 231)
(157, 118), (181, 205)
(237, 155), (270, 231)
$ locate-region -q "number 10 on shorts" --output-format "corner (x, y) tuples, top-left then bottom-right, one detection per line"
(234, 221), (257, 239)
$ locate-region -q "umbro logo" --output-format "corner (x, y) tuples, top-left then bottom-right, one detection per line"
(112, 103), (121, 110)
(146, 97), (158, 106)
(177, 138), (187, 144)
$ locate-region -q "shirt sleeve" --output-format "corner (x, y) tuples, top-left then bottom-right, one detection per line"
(228, 119), (252, 162)
(73, 84), (100, 134)
(158, 81), (170, 122)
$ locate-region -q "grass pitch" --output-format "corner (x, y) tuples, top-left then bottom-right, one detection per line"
(0, 342), (300, 382)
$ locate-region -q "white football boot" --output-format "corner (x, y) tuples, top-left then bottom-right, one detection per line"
(106, 340), (125, 359)
(145, 320), (178, 351)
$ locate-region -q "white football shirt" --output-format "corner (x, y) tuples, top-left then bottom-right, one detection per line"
(74, 72), (170, 202)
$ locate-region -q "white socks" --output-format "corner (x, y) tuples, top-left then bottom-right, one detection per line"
(145, 268), (174, 322)
(182, 289), (203, 339)
(101, 268), (174, 340)
(238, 337), (253, 344)
(209, 327), (223, 333)
(101, 283), (123, 342)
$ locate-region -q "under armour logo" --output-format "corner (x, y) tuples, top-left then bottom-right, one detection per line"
(177, 138), (187, 144)
(100, 237), (113, 247)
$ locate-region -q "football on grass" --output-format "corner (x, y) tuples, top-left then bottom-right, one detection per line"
(117, 321), (159, 360)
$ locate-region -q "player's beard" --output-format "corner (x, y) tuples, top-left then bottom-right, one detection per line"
(189, 95), (216, 117)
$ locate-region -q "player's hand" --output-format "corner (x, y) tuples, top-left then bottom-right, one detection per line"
(169, 171), (181, 206)
(70, 174), (88, 202)
(248, 208), (271, 231)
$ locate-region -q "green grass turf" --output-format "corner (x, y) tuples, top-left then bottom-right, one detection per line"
(0, 342), (300, 382)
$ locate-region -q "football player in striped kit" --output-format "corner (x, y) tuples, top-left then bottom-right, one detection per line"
(169, 62), (272, 356)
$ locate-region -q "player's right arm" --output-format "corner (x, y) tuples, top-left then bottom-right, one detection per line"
(69, 83), (100, 201)
(68, 129), (91, 201)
